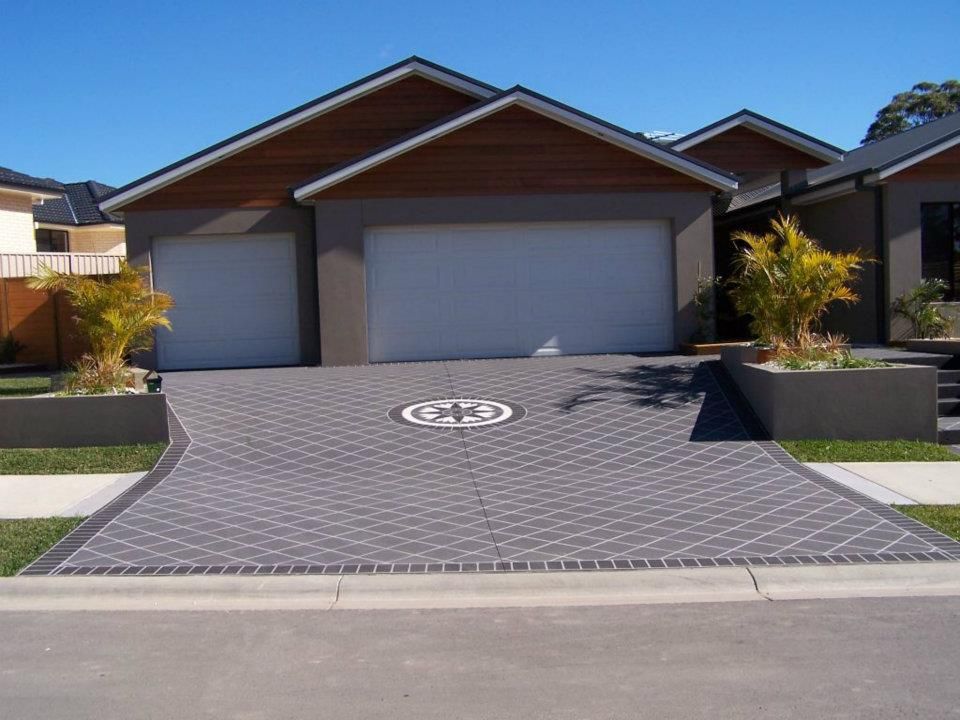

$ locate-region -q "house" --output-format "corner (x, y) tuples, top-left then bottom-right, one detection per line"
(96, 57), (960, 371)
(33, 180), (126, 255)
(99, 57), (738, 370)
(713, 111), (960, 342)
(0, 167), (125, 367)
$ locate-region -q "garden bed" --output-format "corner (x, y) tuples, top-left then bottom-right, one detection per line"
(722, 346), (938, 441)
(0, 393), (169, 448)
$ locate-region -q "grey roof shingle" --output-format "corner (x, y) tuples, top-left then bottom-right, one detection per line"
(33, 180), (122, 226)
(721, 111), (960, 215)
(0, 166), (64, 193)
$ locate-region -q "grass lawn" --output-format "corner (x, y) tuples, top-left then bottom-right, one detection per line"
(780, 439), (960, 463)
(0, 374), (52, 397)
(894, 505), (960, 541)
(0, 517), (84, 576)
(0, 443), (167, 475)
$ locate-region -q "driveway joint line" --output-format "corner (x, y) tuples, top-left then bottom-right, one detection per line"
(443, 360), (507, 567)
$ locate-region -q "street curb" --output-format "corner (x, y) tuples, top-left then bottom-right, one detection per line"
(3, 563), (960, 611)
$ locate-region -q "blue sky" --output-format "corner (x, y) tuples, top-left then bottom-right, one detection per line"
(1, 0), (957, 187)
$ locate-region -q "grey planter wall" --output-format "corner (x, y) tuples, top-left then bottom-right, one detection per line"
(0, 393), (169, 448)
(721, 347), (938, 441)
(905, 338), (960, 356)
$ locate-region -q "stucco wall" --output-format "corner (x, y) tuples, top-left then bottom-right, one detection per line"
(123, 208), (320, 369)
(314, 192), (714, 366)
(0, 191), (37, 253)
(884, 180), (960, 340)
(790, 190), (882, 343)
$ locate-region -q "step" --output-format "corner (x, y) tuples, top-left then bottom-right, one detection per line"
(939, 369), (960, 384)
(938, 417), (960, 446)
(938, 383), (960, 399)
(938, 398), (960, 416)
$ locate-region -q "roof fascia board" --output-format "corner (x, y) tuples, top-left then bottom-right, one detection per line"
(789, 179), (858, 205)
(294, 92), (738, 200)
(100, 61), (497, 214)
(672, 114), (843, 162)
(36, 222), (125, 231)
(862, 131), (960, 184)
(0, 184), (63, 202)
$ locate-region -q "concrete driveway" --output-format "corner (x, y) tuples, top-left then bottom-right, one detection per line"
(27, 355), (960, 575)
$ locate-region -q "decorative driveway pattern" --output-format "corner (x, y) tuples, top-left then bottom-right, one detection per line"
(33, 355), (960, 575)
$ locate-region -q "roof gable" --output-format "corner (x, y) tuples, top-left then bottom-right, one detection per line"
(35, 180), (122, 226)
(294, 88), (738, 200)
(671, 110), (843, 164)
(100, 57), (498, 213)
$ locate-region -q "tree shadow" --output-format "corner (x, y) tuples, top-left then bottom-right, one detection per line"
(557, 361), (751, 442)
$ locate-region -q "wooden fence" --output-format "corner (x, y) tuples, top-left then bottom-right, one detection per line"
(0, 278), (87, 368)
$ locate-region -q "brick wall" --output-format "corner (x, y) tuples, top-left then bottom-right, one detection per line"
(0, 192), (37, 253)
(0, 279), (86, 368)
(66, 226), (126, 255)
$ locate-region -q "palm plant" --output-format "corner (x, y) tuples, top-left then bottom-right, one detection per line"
(727, 214), (868, 348)
(28, 262), (173, 392)
(891, 279), (951, 339)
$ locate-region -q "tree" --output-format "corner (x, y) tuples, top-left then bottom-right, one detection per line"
(863, 81), (960, 144)
(727, 214), (867, 348)
(28, 262), (173, 393)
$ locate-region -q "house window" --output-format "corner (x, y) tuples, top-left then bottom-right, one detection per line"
(35, 229), (69, 253)
(921, 203), (960, 301)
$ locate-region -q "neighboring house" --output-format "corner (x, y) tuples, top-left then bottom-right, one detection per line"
(95, 57), (960, 371)
(0, 167), (124, 368)
(714, 111), (960, 342)
(33, 180), (126, 255)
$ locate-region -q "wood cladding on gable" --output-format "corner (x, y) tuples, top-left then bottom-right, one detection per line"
(124, 76), (480, 210)
(681, 126), (828, 180)
(887, 143), (960, 182)
(310, 105), (713, 199)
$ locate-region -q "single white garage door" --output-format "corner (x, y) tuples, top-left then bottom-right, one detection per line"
(365, 221), (674, 363)
(153, 233), (300, 370)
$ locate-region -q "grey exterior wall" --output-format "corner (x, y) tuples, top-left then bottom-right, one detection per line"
(124, 208), (320, 369)
(721, 347), (937, 442)
(884, 181), (960, 340)
(790, 190), (882, 343)
(313, 192), (715, 366)
(0, 393), (169, 448)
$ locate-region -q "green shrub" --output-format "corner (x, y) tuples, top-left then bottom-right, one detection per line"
(892, 279), (951, 339)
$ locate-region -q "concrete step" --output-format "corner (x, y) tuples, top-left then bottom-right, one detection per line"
(938, 398), (960, 416)
(939, 369), (960, 384)
(938, 383), (960, 399)
(938, 426), (960, 446)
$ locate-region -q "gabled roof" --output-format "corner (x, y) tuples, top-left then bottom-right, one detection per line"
(671, 109), (844, 163)
(722, 110), (960, 215)
(35, 180), (123, 226)
(810, 110), (960, 185)
(293, 87), (739, 200)
(99, 57), (499, 213)
(0, 166), (64, 198)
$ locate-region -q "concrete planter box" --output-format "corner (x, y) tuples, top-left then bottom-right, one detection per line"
(720, 347), (937, 441)
(0, 392), (169, 448)
(904, 338), (960, 356)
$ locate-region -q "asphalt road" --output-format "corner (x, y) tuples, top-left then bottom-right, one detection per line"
(3, 597), (960, 719)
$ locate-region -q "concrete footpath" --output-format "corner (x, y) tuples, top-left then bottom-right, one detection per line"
(808, 461), (960, 505)
(0, 472), (145, 518)
(3, 561), (960, 611)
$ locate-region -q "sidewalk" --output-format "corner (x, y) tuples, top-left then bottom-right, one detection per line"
(808, 462), (960, 505)
(0, 472), (145, 519)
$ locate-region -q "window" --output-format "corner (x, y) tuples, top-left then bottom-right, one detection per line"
(35, 229), (69, 253)
(921, 203), (960, 301)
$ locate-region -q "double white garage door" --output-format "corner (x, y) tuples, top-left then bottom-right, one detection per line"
(365, 221), (674, 363)
(153, 222), (673, 369)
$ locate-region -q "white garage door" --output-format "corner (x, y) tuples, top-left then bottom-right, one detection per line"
(153, 233), (300, 370)
(365, 221), (674, 363)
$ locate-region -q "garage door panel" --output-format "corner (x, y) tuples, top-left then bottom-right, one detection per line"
(365, 222), (673, 363)
(153, 233), (300, 370)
